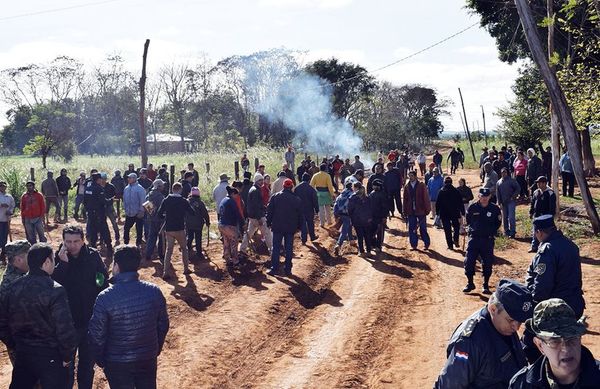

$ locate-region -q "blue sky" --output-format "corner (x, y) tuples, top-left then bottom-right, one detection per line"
(0, 0), (520, 133)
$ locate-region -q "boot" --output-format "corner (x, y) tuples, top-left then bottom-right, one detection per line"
(462, 276), (475, 293)
(482, 277), (492, 295)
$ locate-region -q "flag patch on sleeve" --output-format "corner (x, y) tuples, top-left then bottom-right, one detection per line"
(455, 351), (469, 361)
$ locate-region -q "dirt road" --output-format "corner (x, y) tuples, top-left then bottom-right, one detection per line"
(1, 167), (599, 388)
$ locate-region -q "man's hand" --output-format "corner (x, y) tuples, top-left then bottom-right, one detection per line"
(58, 244), (69, 263)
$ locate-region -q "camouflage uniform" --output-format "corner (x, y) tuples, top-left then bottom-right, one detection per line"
(0, 267), (77, 388)
(0, 240), (31, 297)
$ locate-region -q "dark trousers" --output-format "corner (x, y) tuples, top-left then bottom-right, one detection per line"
(407, 215), (430, 249)
(354, 225), (372, 253)
(441, 217), (460, 248)
(562, 171), (575, 197)
(516, 175), (528, 197)
(145, 220), (164, 260)
(300, 213), (317, 243)
(464, 236), (495, 278)
(68, 328), (95, 389)
(0, 221), (8, 250)
(10, 348), (69, 389)
(271, 232), (294, 272)
(124, 216), (144, 246)
(371, 219), (385, 250)
(450, 161), (459, 174)
(387, 191), (402, 216)
(104, 358), (157, 389)
(186, 227), (203, 253)
(87, 211), (111, 248)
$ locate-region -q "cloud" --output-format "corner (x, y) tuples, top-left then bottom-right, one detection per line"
(392, 47), (414, 59)
(456, 45), (498, 56)
(296, 49), (366, 66)
(258, 0), (353, 9)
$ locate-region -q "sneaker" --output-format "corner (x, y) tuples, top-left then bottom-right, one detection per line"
(447, 246), (454, 250)
(462, 283), (476, 293)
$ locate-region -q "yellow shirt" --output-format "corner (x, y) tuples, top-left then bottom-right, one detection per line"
(310, 171), (335, 196)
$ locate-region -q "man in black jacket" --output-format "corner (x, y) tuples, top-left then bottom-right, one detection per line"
(529, 176), (556, 252)
(436, 177), (465, 250)
(56, 168), (72, 223)
(294, 173), (319, 245)
(53, 224), (109, 389)
(266, 179), (302, 276)
(88, 245), (169, 389)
(156, 182), (195, 279)
(84, 173), (113, 255)
(101, 173), (120, 245)
(240, 173), (273, 256)
(369, 179), (390, 253)
(0, 243), (77, 388)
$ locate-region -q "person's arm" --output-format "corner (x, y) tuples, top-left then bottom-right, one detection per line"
(200, 202), (210, 225)
(39, 193), (46, 216)
(185, 199), (196, 215)
(529, 194), (535, 217)
(52, 245), (70, 285)
(87, 295), (108, 367)
(156, 197), (166, 219)
(530, 251), (556, 303)
(51, 288), (78, 363)
(266, 198), (274, 227)
(434, 339), (480, 389)
(156, 291), (169, 354)
(549, 192), (557, 216)
(7, 196), (15, 215)
(0, 291), (14, 349)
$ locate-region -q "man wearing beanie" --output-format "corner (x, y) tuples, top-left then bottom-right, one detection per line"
(240, 173), (272, 256)
(186, 187), (210, 259)
(266, 179), (302, 276)
(295, 172), (319, 245)
(509, 299), (599, 388)
(435, 279), (532, 388)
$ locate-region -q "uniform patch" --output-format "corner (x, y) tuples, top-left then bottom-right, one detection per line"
(535, 263), (547, 275)
(523, 301), (532, 312)
(455, 351), (469, 361)
(486, 212), (492, 217)
(461, 317), (480, 337)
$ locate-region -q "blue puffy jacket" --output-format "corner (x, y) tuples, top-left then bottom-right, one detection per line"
(88, 272), (169, 365)
(427, 175), (444, 201)
(348, 193), (372, 227)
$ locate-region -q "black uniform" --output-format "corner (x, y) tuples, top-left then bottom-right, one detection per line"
(369, 188), (390, 250)
(434, 307), (527, 389)
(529, 187), (556, 251)
(0, 267), (78, 388)
(436, 183), (465, 249)
(464, 201), (501, 281)
(448, 150), (461, 174)
(84, 180), (112, 249)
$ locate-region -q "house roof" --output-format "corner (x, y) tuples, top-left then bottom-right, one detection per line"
(147, 133), (194, 142)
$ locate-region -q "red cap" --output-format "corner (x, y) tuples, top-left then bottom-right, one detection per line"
(283, 179), (294, 188)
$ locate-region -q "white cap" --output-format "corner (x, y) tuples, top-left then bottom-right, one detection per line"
(254, 173), (264, 183)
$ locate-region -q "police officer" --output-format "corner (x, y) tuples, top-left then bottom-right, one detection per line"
(528, 176), (556, 252)
(510, 299), (599, 388)
(434, 279), (532, 388)
(84, 172), (113, 255)
(523, 214), (585, 363)
(463, 187), (501, 294)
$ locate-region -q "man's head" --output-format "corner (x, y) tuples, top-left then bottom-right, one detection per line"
(354, 155), (360, 161)
(148, 163), (153, 170)
(386, 162), (394, 171)
(501, 168), (509, 178)
(99, 172), (108, 186)
(488, 279), (533, 336)
(254, 173), (264, 186)
(353, 181), (364, 195)
(227, 186), (239, 198)
(478, 187), (491, 206)
(498, 152), (505, 160)
(258, 165), (265, 174)
(47, 171), (53, 179)
(264, 175), (271, 185)
(375, 164), (383, 174)
(28, 243), (55, 275)
(60, 168), (67, 176)
(354, 169), (364, 181)
(483, 162), (493, 173)
(282, 163), (288, 171)
(113, 245), (141, 275)
(372, 179), (383, 191)
(4, 240), (31, 273)
(283, 179), (294, 190)
(408, 170), (417, 182)
(127, 173), (137, 184)
(444, 176), (452, 186)
(320, 163), (327, 172)
(533, 214), (556, 243)
(62, 224), (85, 257)
(114, 170), (121, 177)
(188, 163), (194, 170)
(536, 176), (548, 191)
(527, 148), (535, 158)
(432, 167), (440, 176)
(25, 181), (35, 193)
(172, 182), (183, 194)
(152, 179), (164, 191)
(92, 173), (102, 185)
(219, 173), (230, 182)
(184, 171), (194, 182)
(0, 181), (6, 193)
(528, 299), (586, 381)
(128, 164), (134, 170)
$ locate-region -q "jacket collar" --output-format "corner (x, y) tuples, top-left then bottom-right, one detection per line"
(111, 271), (139, 284)
(29, 267), (51, 277)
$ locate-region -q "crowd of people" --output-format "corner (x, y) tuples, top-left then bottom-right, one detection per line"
(0, 143), (597, 388)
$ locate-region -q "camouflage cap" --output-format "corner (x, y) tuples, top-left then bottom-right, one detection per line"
(526, 298), (587, 339)
(4, 240), (31, 259)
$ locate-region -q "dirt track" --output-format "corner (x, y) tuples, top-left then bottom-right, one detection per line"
(1, 167), (599, 389)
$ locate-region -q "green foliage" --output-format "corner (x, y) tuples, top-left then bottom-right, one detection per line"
(0, 167), (27, 207)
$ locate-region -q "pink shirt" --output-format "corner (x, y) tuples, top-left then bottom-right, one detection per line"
(513, 158), (528, 176)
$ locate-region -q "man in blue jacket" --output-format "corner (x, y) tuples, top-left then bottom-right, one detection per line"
(383, 162), (402, 218)
(427, 167), (443, 225)
(266, 179), (302, 276)
(123, 173), (147, 247)
(88, 245), (169, 389)
(435, 279), (532, 389)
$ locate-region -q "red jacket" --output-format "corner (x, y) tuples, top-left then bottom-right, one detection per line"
(20, 191), (46, 219)
(402, 181), (431, 216)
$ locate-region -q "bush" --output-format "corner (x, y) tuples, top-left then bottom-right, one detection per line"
(0, 167), (27, 208)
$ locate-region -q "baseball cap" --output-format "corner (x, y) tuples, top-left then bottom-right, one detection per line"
(495, 279), (533, 323)
(479, 188), (491, 196)
(254, 173), (264, 183)
(526, 298), (587, 339)
(535, 176), (548, 183)
(152, 179), (164, 189)
(533, 214), (555, 230)
(4, 240), (31, 259)
(127, 172), (138, 179)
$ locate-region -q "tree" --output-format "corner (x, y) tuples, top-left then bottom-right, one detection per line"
(305, 58), (376, 124)
(159, 63), (195, 152)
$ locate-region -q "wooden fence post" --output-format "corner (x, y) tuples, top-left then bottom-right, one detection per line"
(30, 168), (35, 182)
(254, 158), (259, 172)
(234, 161), (240, 180)
(169, 165), (175, 194)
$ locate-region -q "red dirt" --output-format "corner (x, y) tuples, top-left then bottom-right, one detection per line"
(1, 167), (599, 389)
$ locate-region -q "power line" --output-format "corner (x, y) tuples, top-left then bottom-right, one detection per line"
(0, 0), (121, 22)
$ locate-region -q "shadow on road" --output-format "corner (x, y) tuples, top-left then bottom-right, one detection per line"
(276, 274), (343, 309)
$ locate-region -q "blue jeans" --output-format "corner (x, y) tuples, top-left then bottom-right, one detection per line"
(23, 217), (46, 244)
(501, 201), (516, 237)
(300, 213), (316, 243)
(74, 194), (85, 217)
(145, 220), (164, 260)
(407, 215), (430, 249)
(271, 232), (294, 272)
(336, 215), (352, 246)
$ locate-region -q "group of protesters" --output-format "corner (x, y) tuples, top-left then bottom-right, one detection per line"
(0, 142), (597, 388)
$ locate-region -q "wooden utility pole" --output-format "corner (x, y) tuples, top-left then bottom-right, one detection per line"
(547, 0), (560, 218)
(514, 0), (600, 233)
(480, 105), (488, 146)
(139, 39), (150, 168)
(459, 111), (468, 138)
(458, 88), (476, 162)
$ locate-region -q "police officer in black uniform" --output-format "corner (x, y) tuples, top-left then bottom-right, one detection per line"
(84, 173), (112, 255)
(434, 279), (532, 388)
(522, 214), (585, 363)
(463, 187), (501, 294)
